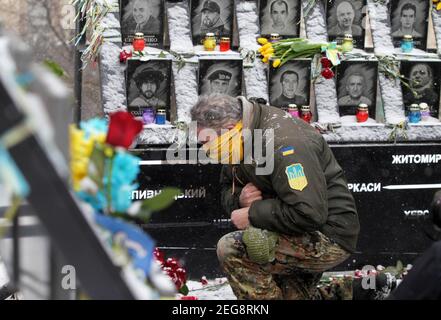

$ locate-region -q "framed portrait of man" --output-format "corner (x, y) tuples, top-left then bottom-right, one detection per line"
(390, 0), (429, 50)
(401, 61), (441, 119)
(268, 59), (311, 109)
(259, 0), (301, 38)
(120, 0), (165, 47)
(190, 0), (234, 45)
(126, 58), (172, 120)
(326, 0), (366, 49)
(336, 60), (378, 119)
(198, 57), (243, 97)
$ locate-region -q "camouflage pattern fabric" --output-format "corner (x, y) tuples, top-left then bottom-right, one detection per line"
(217, 230), (351, 300)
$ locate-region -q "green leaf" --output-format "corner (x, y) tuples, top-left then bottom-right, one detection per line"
(89, 143), (106, 189)
(179, 284), (189, 296)
(141, 187), (181, 212)
(158, 51), (167, 58)
(43, 59), (66, 78)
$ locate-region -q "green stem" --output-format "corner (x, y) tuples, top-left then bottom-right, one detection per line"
(106, 156), (114, 215)
(0, 195), (22, 239)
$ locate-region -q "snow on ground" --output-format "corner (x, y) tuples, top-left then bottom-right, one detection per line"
(180, 278), (237, 300)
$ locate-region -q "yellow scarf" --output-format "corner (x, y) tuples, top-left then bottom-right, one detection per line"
(203, 121), (244, 164)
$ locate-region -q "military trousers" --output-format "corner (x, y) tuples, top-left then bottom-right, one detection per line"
(217, 230), (351, 300)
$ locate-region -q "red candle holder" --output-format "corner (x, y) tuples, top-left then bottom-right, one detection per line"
(133, 32), (145, 52)
(220, 37), (231, 52)
(356, 104), (369, 123)
(301, 106), (312, 123)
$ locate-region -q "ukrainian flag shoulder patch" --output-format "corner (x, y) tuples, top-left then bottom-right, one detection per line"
(281, 146), (295, 156)
(285, 163), (308, 191)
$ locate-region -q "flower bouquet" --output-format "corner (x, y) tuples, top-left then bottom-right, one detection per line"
(256, 37), (343, 79)
(70, 111), (188, 297)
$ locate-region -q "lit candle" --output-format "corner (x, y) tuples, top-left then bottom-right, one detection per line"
(408, 104), (421, 123)
(401, 35), (413, 53)
(203, 33), (216, 51)
(287, 104), (299, 118)
(301, 106), (312, 123)
(419, 103), (430, 121)
(142, 107), (155, 125)
(220, 37), (231, 52)
(356, 104), (369, 123)
(269, 33), (281, 43)
(155, 109), (167, 125)
(341, 34), (353, 53)
(132, 32), (145, 52)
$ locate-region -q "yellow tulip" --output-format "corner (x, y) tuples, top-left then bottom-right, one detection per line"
(258, 43), (272, 53)
(272, 59), (281, 68)
(257, 37), (268, 45)
(262, 56), (269, 63)
(437, 2), (441, 10)
(263, 47), (274, 55)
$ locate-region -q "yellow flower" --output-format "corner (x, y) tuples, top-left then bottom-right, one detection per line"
(437, 2), (441, 10)
(258, 43), (272, 53)
(263, 47), (274, 55)
(69, 125), (106, 191)
(262, 56), (269, 63)
(104, 145), (114, 158)
(257, 37), (268, 45)
(264, 54), (273, 61)
(272, 59), (281, 68)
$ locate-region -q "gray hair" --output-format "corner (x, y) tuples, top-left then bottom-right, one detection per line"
(191, 94), (242, 129)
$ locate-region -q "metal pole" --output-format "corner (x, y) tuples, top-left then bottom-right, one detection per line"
(73, 6), (86, 124)
(12, 209), (20, 289)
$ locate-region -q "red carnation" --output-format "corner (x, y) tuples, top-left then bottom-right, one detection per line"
(320, 57), (332, 69)
(321, 67), (335, 79)
(119, 50), (132, 63)
(106, 111), (143, 149)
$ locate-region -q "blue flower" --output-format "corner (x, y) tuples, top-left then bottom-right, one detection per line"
(77, 190), (107, 211)
(80, 118), (108, 139)
(111, 152), (141, 185)
(111, 183), (138, 213)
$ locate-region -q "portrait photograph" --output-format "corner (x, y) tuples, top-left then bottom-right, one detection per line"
(259, 0), (301, 37)
(326, 0), (366, 49)
(390, 0), (429, 50)
(126, 58), (172, 119)
(401, 61), (441, 119)
(190, 0), (234, 45)
(120, 0), (164, 47)
(198, 58), (243, 97)
(268, 59), (311, 108)
(336, 60), (378, 119)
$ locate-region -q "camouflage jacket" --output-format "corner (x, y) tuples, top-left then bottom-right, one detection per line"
(220, 100), (360, 253)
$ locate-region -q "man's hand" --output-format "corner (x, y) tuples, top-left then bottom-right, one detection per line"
(231, 207), (250, 230)
(239, 183), (262, 208)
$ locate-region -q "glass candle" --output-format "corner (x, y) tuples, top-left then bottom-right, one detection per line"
(142, 108), (155, 125)
(220, 37), (231, 52)
(155, 109), (167, 125)
(133, 33), (145, 52)
(203, 33), (216, 51)
(419, 103), (430, 120)
(401, 35), (414, 53)
(408, 104), (421, 123)
(288, 104), (299, 118)
(356, 104), (369, 123)
(341, 34), (353, 53)
(270, 33), (281, 43)
(301, 106), (312, 123)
